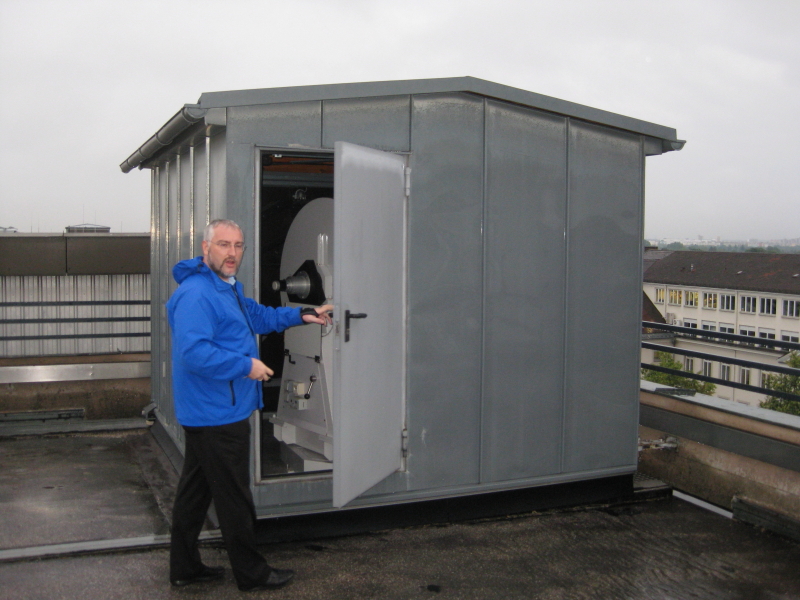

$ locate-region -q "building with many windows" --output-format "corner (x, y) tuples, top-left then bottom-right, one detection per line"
(642, 250), (800, 406)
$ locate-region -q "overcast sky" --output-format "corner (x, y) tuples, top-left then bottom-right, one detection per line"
(1, 0), (798, 241)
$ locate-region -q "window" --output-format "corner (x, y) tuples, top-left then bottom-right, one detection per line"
(720, 294), (736, 311)
(668, 289), (683, 306)
(758, 328), (776, 340)
(784, 299), (800, 318)
(739, 325), (756, 337)
(702, 361), (713, 377)
(683, 318), (698, 329)
(720, 364), (731, 381)
(740, 368), (751, 386)
(760, 297), (777, 315)
(719, 323), (735, 334)
(703, 292), (718, 309)
(655, 288), (665, 304)
(685, 291), (699, 307)
(685, 358), (694, 372)
(701, 321), (717, 331)
(782, 331), (800, 343)
(741, 296), (756, 313)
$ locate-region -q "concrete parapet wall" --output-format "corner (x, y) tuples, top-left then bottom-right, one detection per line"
(639, 424), (800, 521)
(0, 354), (151, 420)
(0, 234), (149, 276)
(638, 386), (800, 534)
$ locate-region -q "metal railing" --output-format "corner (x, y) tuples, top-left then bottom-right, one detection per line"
(0, 300), (151, 342)
(641, 321), (800, 403)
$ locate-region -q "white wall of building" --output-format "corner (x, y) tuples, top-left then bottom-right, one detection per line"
(643, 283), (799, 407)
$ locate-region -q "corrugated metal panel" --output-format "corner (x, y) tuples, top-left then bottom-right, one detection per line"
(154, 164), (170, 426)
(1, 276), (21, 356)
(179, 150), (192, 260)
(153, 130), (226, 446)
(0, 274), (150, 357)
(192, 140), (209, 254)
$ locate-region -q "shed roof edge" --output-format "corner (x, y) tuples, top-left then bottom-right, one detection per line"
(197, 76), (679, 141)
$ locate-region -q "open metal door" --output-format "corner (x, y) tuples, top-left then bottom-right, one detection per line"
(332, 141), (407, 508)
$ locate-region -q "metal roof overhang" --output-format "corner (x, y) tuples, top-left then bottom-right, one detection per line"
(120, 76), (684, 173)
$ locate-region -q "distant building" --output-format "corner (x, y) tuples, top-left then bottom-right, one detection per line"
(642, 250), (800, 406)
(65, 223), (111, 233)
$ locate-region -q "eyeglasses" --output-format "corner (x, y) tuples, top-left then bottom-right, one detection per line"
(211, 241), (246, 252)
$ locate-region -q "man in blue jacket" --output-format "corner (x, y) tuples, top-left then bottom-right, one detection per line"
(167, 219), (331, 592)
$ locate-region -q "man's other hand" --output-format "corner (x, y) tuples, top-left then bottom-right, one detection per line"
(247, 358), (274, 381)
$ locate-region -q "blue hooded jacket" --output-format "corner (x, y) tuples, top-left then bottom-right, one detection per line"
(166, 257), (303, 427)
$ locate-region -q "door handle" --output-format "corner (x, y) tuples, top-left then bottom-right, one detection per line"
(344, 310), (367, 342)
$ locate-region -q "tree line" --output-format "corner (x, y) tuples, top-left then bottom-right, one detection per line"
(648, 241), (800, 254)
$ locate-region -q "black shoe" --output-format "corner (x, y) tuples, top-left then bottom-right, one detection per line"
(170, 564), (225, 587)
(238, 568), (295, 591)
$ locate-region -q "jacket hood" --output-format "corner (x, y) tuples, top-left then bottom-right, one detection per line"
(172, 256), (207, 284)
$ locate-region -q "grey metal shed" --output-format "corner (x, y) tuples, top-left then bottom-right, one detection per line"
(122, 77), (683, 517)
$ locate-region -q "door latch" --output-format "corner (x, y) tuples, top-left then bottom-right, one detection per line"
(344, 310), (367, 342)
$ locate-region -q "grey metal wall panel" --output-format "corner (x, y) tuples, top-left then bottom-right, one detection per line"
(133, 81), (680, 510)
(406, 93), (485, 490)
(192, 142), (209, 254)
(208, 132), (228, 224)
(227, 103), (325, 295)
(167, 158), (180, 297)
(163, 157), (179, 437)
(149, 170), (161, 410)
(563, 121), (643, 472)
(216, 136), (258, 297)
(228, 102), (322, 148)
(323, 96), (410, 152)
(195, 77), (679, 142)
(179, 150), (193, 260)
(156, 165), (171, 425)
(226, 103), (325, 296)
(481, 100), (568, 482)
(166, 158), (176, 282)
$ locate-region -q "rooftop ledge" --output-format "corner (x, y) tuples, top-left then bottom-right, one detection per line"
(640, 379), (800, 443)
(639, 380), (800, 541)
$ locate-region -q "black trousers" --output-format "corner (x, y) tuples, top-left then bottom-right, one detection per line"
(169, 418), (271, 587)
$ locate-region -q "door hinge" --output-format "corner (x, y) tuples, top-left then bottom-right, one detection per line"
(401, 428), (409, 457)
(404, 167), (411, 197)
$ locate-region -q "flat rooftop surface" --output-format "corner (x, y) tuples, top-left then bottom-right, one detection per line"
(1, 428), (799, 599)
